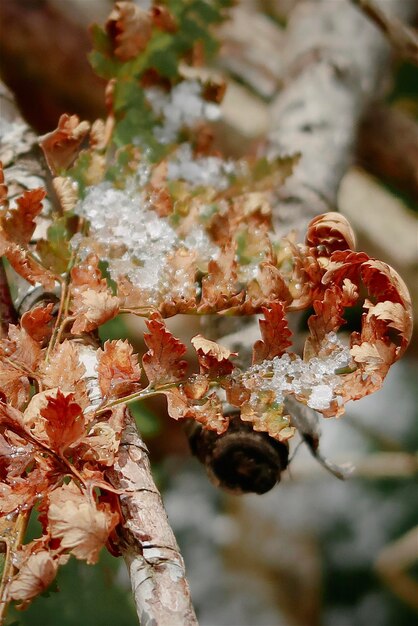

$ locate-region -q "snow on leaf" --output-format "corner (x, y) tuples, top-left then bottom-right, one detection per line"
(71, 289), (120, 335)
(9, 550), (58, 608)
(240, 393), (295, 442)
(97, 339), (142, 398)
(106, 1), (152, 61)
(305, 286), (346, 356)
(199, 244), (243, 312)
(21, 303), (54, 343)
(252, 302), (292, 365)
(40, 390), (86, 454)
(48, 482), (119, 564)
(191, 334), (236, 378)
(142, 314), (187, 385)
(39, 114), (90, 175)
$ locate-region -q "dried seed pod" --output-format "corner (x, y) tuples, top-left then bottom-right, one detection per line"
(186, 413), (289, 495)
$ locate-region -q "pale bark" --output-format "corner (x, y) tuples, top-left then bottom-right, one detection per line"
(107, 413), (198, 626)
(268, 0), (418, 236)
(0, 83), (197, 626)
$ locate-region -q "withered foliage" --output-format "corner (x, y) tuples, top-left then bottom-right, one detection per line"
(0, 0), (413, 613)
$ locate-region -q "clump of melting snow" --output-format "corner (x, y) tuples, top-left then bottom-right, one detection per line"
(242, 333), (351, 411)
(73, 179), (218, 305)
(167, 143), (235, 190)
(146, 80), (221, 144)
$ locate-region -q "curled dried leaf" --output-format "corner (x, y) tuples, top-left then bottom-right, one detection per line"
(21, 303), (54, 343)
(306, 212), (356, 255)
(52, 176), (79, 212)
(106, 1), (152, 61)
(39, 114), (90, 175)
(191, 334), (237, 377)
(5, 243), (58, 290)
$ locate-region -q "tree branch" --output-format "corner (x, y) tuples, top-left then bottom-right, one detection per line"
(352, 0), (418, 65)
(0, 260), (17, 338)
(0, 82), (198, 625)
(268, 0), (418, 236)
(357, 103), (418, 202)
(107, 411), (198, 626)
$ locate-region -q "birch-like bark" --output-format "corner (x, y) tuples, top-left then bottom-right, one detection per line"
(268, 0), (418, 236)
(0, 83), (197, 626)
(107, 412), (198, 626)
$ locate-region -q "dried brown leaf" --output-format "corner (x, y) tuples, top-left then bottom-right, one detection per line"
(48, 482), (119, 564)
(191, 334), (236, 377)
(199, 245), (243, 312)
(71, 289), (120, 334)
(21, 303), (54, 343)
(52, 176), (79, 212)
(39, 341), (88, 408)
(9, 550), (58, 608)
(107, 2), (152, 61)
(40, 390), (85, 454)
(39, 114), (90, 175)
(2, 188), (46, 245)
(306, 212), (356, 255)
(0, 364), (30, 408)
(5, 243), (58, 290)
(252, 302), (292, 364)
(5, 325), (42, 370)
(164, 387), (229, 434)
(97, 339), (142, 398)
(142, 314), (187, 385)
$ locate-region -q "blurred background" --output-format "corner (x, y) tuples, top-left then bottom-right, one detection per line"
(1, 1), (417, 625)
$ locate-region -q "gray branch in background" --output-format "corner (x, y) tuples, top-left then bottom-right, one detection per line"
(268, 0), (418, 236)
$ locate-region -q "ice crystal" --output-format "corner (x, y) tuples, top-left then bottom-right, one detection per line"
(74, 179), (218, 305)
(146, 80), (221, 144)
(242, 333), (351, 411)
(167, 144), (235, 190)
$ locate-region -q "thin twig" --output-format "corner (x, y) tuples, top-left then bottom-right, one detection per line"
(0, 260), (17, 338)
(352, 0), (418, 65)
